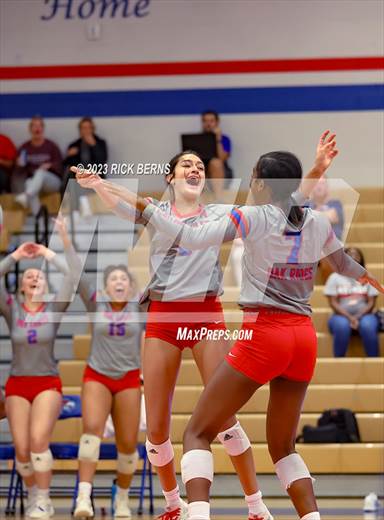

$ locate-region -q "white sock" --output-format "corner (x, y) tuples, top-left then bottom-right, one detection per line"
(117, 485), (129, 497)
(27, 485), (37, 498)
(301, 513), (321, 520)
(78, 481), (92, 497)
(188, 500), (210, 520)
(163, 485), (182, 510)
(245, 490), (268, 516)
(36, 488), (49, 499)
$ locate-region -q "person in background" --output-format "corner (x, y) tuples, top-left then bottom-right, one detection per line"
(55, 216), (142, 519)
(201, 110), (232, 200)
(325, 247), (380, 357)
(309, 175), (344, 239)
(63, 117), (108, 217)
(0, 134), (17, 193)
(309, 176), (345, 282)
(13, 116), (63, 215)
(0, 203), (4, 419)
(0, 241), (73, 518)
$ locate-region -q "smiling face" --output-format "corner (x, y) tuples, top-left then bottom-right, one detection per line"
(105, 269), (132, 302)
(167, 153), (206, 201)
(21, 269), (47, 300)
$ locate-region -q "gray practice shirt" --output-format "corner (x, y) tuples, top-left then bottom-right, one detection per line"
(0, 254), (72, 376)
(65, 246), (142, 379)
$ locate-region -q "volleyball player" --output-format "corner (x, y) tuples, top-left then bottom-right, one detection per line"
(0, 242), (73, 518)
(71, 157), (274, 520)
(55, 217), (143, 518)
(119, 143), (383, 520)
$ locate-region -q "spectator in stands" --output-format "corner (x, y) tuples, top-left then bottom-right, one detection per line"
(0, 134), (17, 193)
(309, 175), (344, 239)
(13, 116), (63, 215)
(325, 247), (380, 357)
(201, 110), (232, 199)
(310, 175), (345, 282)
(63, 117), (108, 216)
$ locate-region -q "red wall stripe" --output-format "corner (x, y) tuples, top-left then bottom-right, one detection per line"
(1, 57), (383, 80)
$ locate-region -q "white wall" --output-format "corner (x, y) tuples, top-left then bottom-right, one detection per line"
(0, 0), (383, 189)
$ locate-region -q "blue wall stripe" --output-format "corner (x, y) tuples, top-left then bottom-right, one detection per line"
(1, 84), (383, 119)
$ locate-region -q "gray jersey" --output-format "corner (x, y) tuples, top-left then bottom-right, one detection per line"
(65, 246), (142, 379)
(0, 254), (72, 376)
(116, 198), (232, 302)
(142, 203), (366, 316)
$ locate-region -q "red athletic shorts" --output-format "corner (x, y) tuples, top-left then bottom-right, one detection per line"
(145, 297), (227, 350)
(226, 308), (317, 384)
(83, 365), (141, 394)
(5, 375), (62, 403)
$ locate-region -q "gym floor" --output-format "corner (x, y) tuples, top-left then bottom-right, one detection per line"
(3, 498), (383, 519)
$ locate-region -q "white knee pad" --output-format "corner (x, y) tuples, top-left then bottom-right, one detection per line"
(145, 438), (174, 467)
(217, 421), (251, 456)
(117, 451), (139, 475)
(16, 459), (34, 477)
(78, 434), (101, 462)
(181, 449), (214, 484)
(275, 453), (315, 490)
(31, 450), (53, 473)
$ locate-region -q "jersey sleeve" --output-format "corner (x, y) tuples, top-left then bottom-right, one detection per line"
(51, 254), (75, 313)
(63, 245), (97, 312)
(321, 218), (366, 279)
(142, 203), (241, 248)
(0, 254), (14, 321)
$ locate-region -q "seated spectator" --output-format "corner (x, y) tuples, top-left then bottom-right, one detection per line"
(63, 117), (108, 216)
(325, 247), (380, 357)
(201, 110), (232, 199)
(309, 175), (344, 239)
(0, 134), (17, 193)
(13, 116), (63, 215)
(64, 117), (107, 171)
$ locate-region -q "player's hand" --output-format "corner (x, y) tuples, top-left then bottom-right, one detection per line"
(358, 272), (384, 294)
(53, 214), (70, 246)
(12, 242), (39, 261)
(70, 166), (102, 189)
(314, 130), (338, 174)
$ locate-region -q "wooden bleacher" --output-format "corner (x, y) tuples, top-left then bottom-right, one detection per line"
(1, 187), (383, 474)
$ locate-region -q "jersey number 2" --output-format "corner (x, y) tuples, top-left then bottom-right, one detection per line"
(27, 329), (37, 344)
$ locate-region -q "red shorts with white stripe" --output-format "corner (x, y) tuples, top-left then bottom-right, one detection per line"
(226, 308), (317, 384)
(5, 375), (62, 403)
(145, 297), (227, 350)
(83, 365), (141, 394)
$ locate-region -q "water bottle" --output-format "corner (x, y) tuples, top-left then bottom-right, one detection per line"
(19, 149), (28, 167)
(111, 478), (117, 516)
